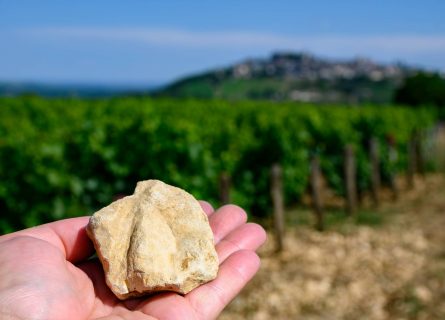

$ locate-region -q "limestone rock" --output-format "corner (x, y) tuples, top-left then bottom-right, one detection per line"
(86, 180), (219, 300)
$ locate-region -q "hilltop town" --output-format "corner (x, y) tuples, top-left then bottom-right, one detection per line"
(156, 52), (419, 104)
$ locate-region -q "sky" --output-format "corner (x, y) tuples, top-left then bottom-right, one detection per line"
(1, 0), (445, 86)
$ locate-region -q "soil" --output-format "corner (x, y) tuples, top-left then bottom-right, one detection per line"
(220, 174), (445, 319)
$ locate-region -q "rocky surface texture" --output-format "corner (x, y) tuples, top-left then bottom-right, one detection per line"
(221, 175), (445, 319)
(86, 180), (218, 300)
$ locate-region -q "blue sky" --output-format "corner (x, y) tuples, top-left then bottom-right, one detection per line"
(1, 0), (445, 85)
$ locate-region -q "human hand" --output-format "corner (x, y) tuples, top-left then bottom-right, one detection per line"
(0, 203), (266, 320)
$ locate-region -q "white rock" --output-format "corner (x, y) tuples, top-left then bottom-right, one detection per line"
(86, 180), (219, 300)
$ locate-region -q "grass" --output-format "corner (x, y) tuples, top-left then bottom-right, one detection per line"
(356, 209), (385, 226)
(257, 205), (386, 233)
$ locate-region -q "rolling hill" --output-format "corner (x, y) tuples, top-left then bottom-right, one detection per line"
(154, 52), (419, 104)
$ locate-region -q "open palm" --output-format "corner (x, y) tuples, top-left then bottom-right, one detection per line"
(0, 202), (266, 320)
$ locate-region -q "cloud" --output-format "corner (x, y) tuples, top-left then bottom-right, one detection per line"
(13, 27), (445, 56)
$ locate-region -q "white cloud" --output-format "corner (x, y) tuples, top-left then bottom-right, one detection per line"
(14, 27), (445, 56)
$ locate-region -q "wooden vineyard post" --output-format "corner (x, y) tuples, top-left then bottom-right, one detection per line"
(344, 144), (357, 215)
(310, 155), (324, 231)
(407, 136), (417, 189)
(369, 138), (380, 207)
(218, 172), (231, 205)
(415, 131), (425, 177)
(270, 163), (285, 252)
(387, 139), (399, 200)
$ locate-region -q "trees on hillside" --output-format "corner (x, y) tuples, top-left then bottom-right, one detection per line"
(394, 72), (445, 107)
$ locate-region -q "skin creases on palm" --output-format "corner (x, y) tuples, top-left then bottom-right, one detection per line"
(0, 202), (266, 320)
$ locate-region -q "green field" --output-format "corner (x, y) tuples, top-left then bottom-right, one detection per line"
(0, 96), (437, 233)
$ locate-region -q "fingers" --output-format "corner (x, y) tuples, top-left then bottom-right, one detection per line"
(199, 200), (214, 216)
(209, 205), (247, 243)
(136, 204), (264, 320)
(136, 250), (263, 320)
(187, 250), (260, 320)
(216, 223), (266, 263)
(0, 216), (94, 263)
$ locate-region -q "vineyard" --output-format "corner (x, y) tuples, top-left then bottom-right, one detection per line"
(0, 96), (438, 233)
(221, 174), (445, 319)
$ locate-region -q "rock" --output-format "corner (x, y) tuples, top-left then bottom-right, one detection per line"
(86, 180), (219, 300)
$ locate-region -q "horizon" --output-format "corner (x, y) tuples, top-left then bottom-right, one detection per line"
(0, 51), (438, 91)
(0, 50), (435, 88)
(1, 0), (445, 85)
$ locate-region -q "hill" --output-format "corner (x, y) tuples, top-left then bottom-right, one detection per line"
(154, 52), (419, 104)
